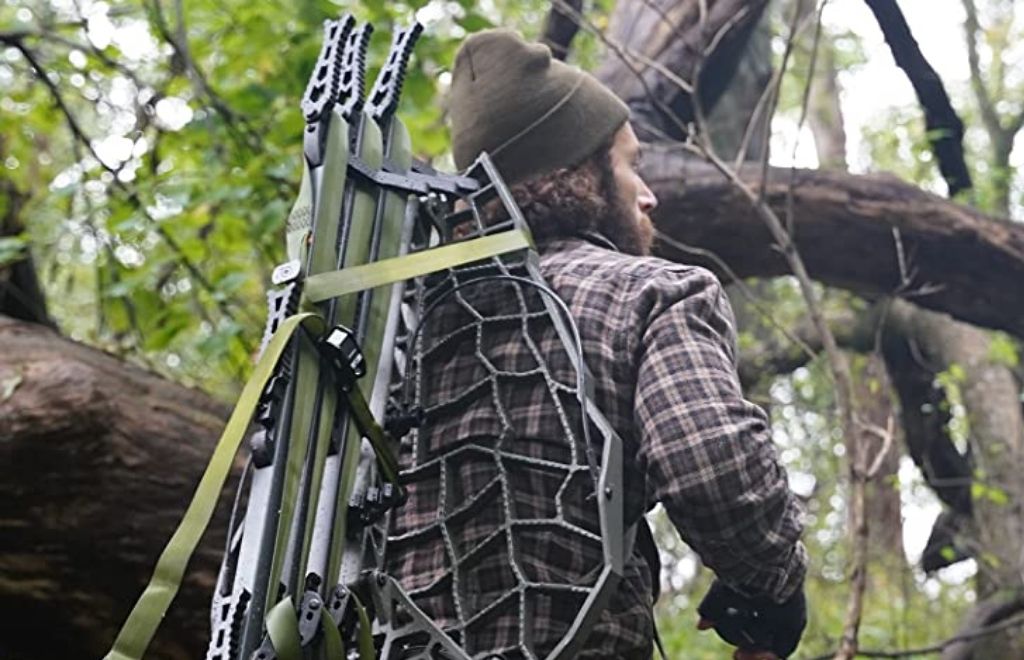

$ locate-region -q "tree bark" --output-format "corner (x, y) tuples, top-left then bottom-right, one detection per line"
(0, 315), (232, 660)
(940, 592), (1024, 660)
(884, 302), (1024, 656)
(881, 305), (972, 519)
(595, 0), (771, 140)
(701, 16), (772, 160)
(646, 155), (1024, 341)
(540, 0), (583, 60)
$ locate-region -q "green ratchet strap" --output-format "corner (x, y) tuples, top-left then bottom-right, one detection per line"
(104, 313), (324, 660)
(345, 381), (401, 487)
(264, 339), (321, 615)
(302, 227), (533, 304)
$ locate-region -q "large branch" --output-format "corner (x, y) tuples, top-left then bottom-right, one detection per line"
(646, 153), (1024, 340)
(864, 0), (972, 196)
(0, 316), (231, 659)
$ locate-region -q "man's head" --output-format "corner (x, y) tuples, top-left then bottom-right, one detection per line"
(449, 29), (657, 255)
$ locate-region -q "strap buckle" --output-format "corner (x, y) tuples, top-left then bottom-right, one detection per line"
(319, 325), (366, 389)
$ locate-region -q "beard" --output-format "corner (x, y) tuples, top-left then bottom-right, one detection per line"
(594, 184), (654, 257)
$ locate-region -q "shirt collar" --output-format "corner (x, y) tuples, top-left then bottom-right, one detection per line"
(538, 231), (621, 254)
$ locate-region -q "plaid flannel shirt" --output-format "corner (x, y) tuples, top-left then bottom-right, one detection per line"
(387, 235), (806, 658)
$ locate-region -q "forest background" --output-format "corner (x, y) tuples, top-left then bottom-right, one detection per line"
(2, 0), (1024, 658)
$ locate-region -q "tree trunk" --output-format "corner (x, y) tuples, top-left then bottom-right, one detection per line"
(702, 16), (772, 160)
(0, 315), (232, 659)
(806, 33), (848, 170)
(919, 317), (1024, 657)
(596, 0), (771, 140)
(886, 302), (1024, 656)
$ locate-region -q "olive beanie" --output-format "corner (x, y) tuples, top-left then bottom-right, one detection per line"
(449, 29), (630, 184)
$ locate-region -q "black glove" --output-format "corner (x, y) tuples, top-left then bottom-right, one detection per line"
(697, 579), (807, 659)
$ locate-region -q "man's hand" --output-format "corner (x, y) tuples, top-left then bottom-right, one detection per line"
(696, 579), (807, 659)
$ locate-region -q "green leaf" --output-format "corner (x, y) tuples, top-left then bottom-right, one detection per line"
(0, 235), (28, 267)
(216, 271), (252, 295)
(988, 333), (1019, 368)
(972, 482), (1010, 506)
(145, 313), (192, 351)
(457, 13), (494, 33)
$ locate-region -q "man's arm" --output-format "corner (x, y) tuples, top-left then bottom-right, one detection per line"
(632, 266), (806, 602)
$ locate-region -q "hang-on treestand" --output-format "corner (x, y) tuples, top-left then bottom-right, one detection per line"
(105, 16), (634, 660)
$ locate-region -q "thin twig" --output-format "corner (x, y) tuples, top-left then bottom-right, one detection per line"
(727, 0), (830, 169)
(787, 1), (827, 235)
(960, 0), (1003, 145)
(861, 414), (895, 480)
(804, 611), (1024, 659)
(755, 0), (805, 203)
(681, 4), (865, 657)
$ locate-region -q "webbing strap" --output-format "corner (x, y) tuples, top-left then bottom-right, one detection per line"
(302, 228), (532, 303)
(345, 382), (400, 486)
(104, 313), (324, 660)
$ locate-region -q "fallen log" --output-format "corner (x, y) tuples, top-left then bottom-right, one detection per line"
(0, 316), (231, 659)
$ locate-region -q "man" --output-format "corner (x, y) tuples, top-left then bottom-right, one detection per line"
(388, 29), (807, 660)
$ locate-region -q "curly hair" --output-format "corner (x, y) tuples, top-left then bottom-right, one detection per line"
(480, 142), (649, 255)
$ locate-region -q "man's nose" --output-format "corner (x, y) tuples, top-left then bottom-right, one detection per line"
(638, 178), (658, 213)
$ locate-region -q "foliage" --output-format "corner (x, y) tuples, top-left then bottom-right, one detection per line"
(0, 0), (553, 396)
(0, 0), (627, 396)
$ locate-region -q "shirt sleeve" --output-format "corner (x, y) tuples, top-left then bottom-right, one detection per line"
(631, 267), (807, 603)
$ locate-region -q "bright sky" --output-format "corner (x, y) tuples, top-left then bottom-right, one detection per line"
(773, 0), (974, 176)
(779, 0), (1024, 219)
(830, 0), (970, 171)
